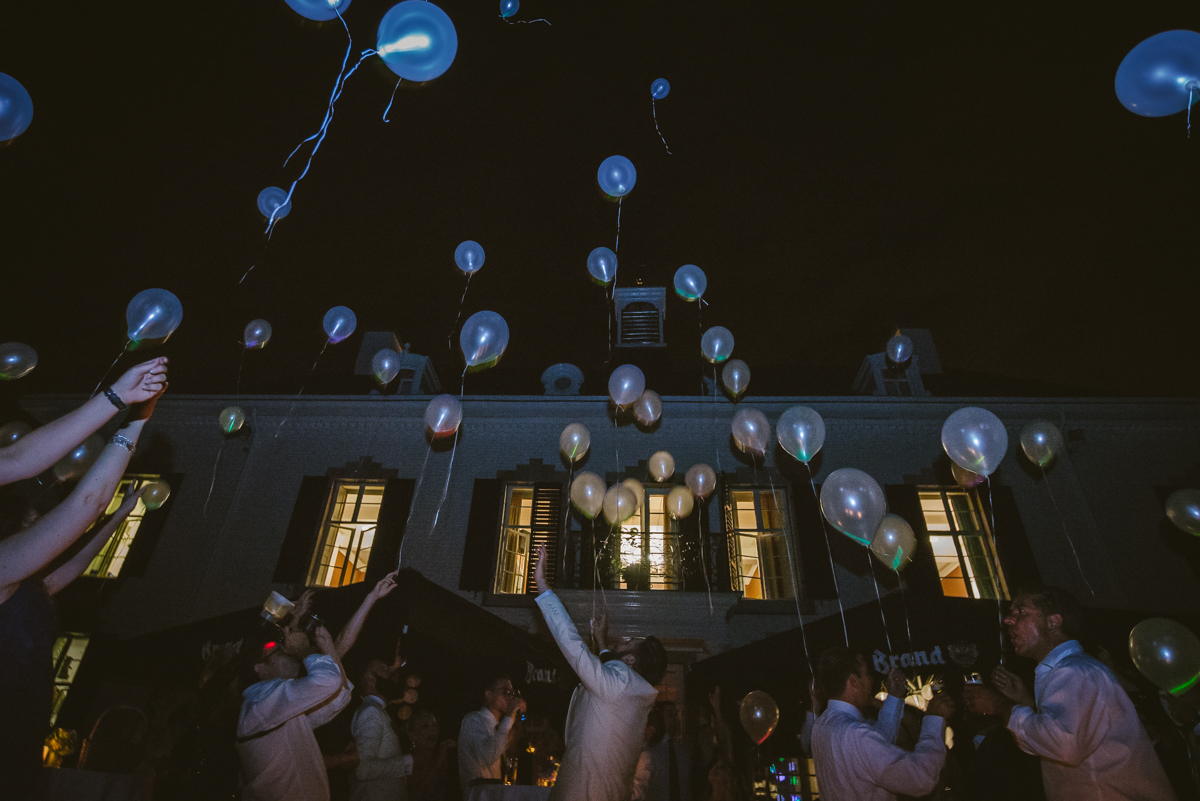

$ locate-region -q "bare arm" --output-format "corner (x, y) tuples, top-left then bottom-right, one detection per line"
(0, 358), (166, 486)
(43, 486), (146, 595)
(335, 571), (398, 657)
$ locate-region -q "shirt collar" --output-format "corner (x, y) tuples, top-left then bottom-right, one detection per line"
(1038, 639), (1082, 671)
(825, 699), (864, 720)
(365, 695), (387, 709)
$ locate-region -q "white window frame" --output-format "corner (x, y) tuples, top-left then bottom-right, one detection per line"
(614, 488), (682, 591)
(727, 487), (794, 601)
(494, 484), (534, 595)
(919, 487), (1007, 600)
(84, 475), (160, 579)
(307, 480), (386, 588)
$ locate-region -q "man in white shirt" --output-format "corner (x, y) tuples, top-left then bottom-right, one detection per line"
(456, 672), (526, 797)
(801, 669), (908, 754)
(532, 545), (666, 801)
(811, 645), (955, 801)
(964, 586), (1177, 801)
(349, 663), (414, 801)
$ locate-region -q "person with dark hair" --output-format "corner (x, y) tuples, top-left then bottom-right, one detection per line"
(531, 545), (665, 801)
(964, 585), (1176, 800)
(347, 661), (412, 801)
(456, 672), (526, 797)
(810, 645), (954, 801)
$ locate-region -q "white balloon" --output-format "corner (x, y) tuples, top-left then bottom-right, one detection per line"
(560, 423), (591, 462)
(608, 365), (646, 408)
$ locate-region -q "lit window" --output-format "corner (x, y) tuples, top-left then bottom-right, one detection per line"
(84, 475), (160, 578)
(50, 633), (90, 725)
(726, 489), (793, 600)
(616, 490), (681, 590)
(495, 486), (533, 595)
(308, 481), (385, 588)
(919, 489), (1005, 600)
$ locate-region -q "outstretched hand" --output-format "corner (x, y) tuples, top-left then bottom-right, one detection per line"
(370, 570), (398, 601)
(884, 667), (907, 700)
(991, 665), (1035, 708)
(534, 545), (548, 592)
(116, 486), (148, 516)
(111, 358), (169, 406)
(590, 605), (609, 652)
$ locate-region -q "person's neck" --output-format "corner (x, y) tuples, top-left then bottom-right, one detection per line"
(485, 704), (505, 720)
(1030, 635), (1072, 663)
(831, 694), (866, 713)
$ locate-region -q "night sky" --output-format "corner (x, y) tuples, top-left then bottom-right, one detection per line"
(3, 1), (1199, 401)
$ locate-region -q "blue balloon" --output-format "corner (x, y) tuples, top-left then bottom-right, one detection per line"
(126, 289), (184, 344)
(455, 240), (485, 274)
(377, 1), (459, 82)
(0, 73), (34, 142)
(500, 0), (519, 18)
(587, 247), (617, 285)
(651, 78), (670, 100)
(323, 306), (357, 343)
(597, 155), (637, 198)
(257, 187), (292, 221)
(1115, 30), (1200, 117)
(284, 0), (352, 22)
(460, 310), (509, 369)
(674, 264), (707, 301)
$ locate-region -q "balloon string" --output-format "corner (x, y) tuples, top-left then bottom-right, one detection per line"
(397, 443), (432, 570)
(985, 476), (1004, 665)
(275, 340), (329, 438)
(806, 462), (848, 646)
(382, 78), (402, 122)
(239, 241), (271, 284)
(203, 439), (226, 518)
(614, 196), (622, 256)
(711, 365), (724, 475)
(698, 505), (714, 615)
(1041, 466), (1096, 597)
(448, 273), (473, 350)
(1190, 87), (1194, 139)
(91, 345), (129, 399)
(898, 572), (916, 664)
(236, 348), (246, 398)
(283, 7), (354, 170)
(427, 369), (467, 547)
(867, 553), (893, 654)
(651, 96), (672, 155)
(502, 16), (552, 24)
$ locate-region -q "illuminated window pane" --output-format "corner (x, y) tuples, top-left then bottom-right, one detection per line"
(922, 488), (1004, 600)
(50, 633), (90, 725)
(614, 489), (681, 591)
(727, 487), (794, 601)
(919, 493), (951, 531)
(85, 475), (160, 579)
(308, 481), (385, 588)
(495, 487), (532, 595)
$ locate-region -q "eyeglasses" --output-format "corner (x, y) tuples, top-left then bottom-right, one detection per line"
(492, 686), (516, 697)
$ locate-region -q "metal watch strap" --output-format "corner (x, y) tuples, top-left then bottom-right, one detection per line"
(103, 387), (128, 411)
(109, 433), (135, 452)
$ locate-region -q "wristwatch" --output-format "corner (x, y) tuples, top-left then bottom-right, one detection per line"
(103, 387), (128, 412)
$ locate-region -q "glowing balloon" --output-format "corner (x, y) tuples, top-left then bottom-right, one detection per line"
(731, 408), (770, 456)
(285, 0), (352, 22)
(323, 306), (357, 343)
(560, 423), (590, 462)
(597, 155), (636, 197)
(608, 365), (645, 408)
(886, 334), (913, 365)
(622, 478), (645, 513)
(666, 486), (694, 518)
(142, 480), (171, 510)
(649, 451), (675, 482)
(777, 406), (825, 463)
(942, 407), (1008, 478)
(739, 691), (779, 745)
(244, 319), (272, 350)
(685, 464), (717, 500)
(951, 461), (986, 489)
(460, 311), (509, 369)
(500, 0), (518, 18)
(603, 484), (638, 525)
(1115, 30), (1200, 117)
(570, 472), (606, 519)
(632, 390), (662, 427)
(424, 394), (463, 436)
(820, 468), (886, 546)
(1019, 420), (1064, 469)
(1166, 489), (1200, 536)
(587, 247), (618, 285)
(377, 1), (459, 82)
(871, 514), (917, 572)
(674, 264), (707, 301)
(454, 240), (485, 274)
(219, 406), (246, 434)
(0, 73), (33, 141)
(0, 421), (31, 447)
(256, 187), (291, 221)
(651, 78), (670, 99)
(373, 350), (401, 386)
(0, 343), (37, 380)
(52, 435), (105, 483)
(721, 359), (750, 397)
(1130, 618), (1200, 696)
(126, 289), (183, 345)
(700, 326), (734, 363)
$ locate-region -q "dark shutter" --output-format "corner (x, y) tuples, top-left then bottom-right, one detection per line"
(526, 482), (562, 593)
(274, 476), (332, 583)
(885, 484), (941, 599)
(791, 481), (837, 600)
(122, 472), (184, 577)
(459, 478), (503, 592)
(366, 478), (416, 584)
(978, 484), (1041, 593)
(683, 495), (709, 592)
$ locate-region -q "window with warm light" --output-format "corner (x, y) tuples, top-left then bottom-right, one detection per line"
(308, 481), (385, 588)
(84, 475), (160, 578)
(50, 633), (90, 725)
(919, 488), (1005, 600)
(726, 488), (793, 600)
(616, 490), (681, 590)
(495, 485), (533, 595)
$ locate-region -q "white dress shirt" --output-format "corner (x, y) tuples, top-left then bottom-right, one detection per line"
(349, 695), (413, 801)
(801, 694), (905, 754)
(1007, 639), (1177, 801)
(457, 706), (514, 798)
(811, 699), (947, 801)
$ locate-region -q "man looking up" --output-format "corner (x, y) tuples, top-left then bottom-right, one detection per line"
(457, 672), (526, 797)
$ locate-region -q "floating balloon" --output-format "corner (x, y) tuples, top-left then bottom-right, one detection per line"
(587, 247), (618, 285)
(651, 78), (670, 99)
(777, 406), (825, 463)
(377, 0), (459, 82)
(951, 461), (986, 489)
(126, 289), (183, 345)
(632, 390), (662, 427)
(886, 334), (913, 366)
(424, 394), (463, 436)
(1130, 618), (1200, 696)
(597, 155), (637, 197)
(608, 365), (646, 408)
(942, 407), (1008, 478)
(373, 350), (401, 386)
(721, 359), (750, 397)
(649, 451), (675, 482)
(674, 264), (707, 301)
(739, 691), (779, 745)
(285, 0), (352, 22)
(821, 468), (887, 547)
(454, 240), (485, 274)
(500, 0), (518, 18)
(244, 319), (272, 350)
(323, 306), (357, 343)
(731, 409), (770, 456)
(1166, 489), (1200, 536)
(871, 514), (917, 572)
(685, 464), (717, 500)
(0, 73), (33, 141)
(0, 421), (31, 447)
(460, 311), (509, 369)
(603, 484), (638, 525)
(1020, 420), (1064, 469)
(256, 187), (291, 222)
(142, 480), (171, 510)
(219, 406), (246, 434)
(560, 423), (590, 462)
(700, 326), (734, 363)
(666, 486), (694, 518)
(622, 478), (645, 513)
(1115, 30), (1200, 117)
(0, 343), (37, 380)
(52, 435), (105, 483)
(570, 472), (606, 519)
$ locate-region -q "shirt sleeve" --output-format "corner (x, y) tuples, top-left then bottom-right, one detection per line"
(238, 654), (348, 738)
(535, 590), (625, 700)
(460, 709), (514, 770)
(352, 706), (407, 781)
(873, 695), (904, 745)
(305, 655), (353, 728)
(859, 715), (947, 797)
(1007, 664), (1110, 766)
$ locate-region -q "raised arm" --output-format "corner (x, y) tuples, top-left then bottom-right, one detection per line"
(335, 571), (398, 657)
(0, 358), (166, 486)
(43, 486), (145, 595)
(1007, 665), (1109, 766)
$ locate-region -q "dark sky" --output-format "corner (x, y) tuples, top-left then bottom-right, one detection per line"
(2, 1), (1199, 400)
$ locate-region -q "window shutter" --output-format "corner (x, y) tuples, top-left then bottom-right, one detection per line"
(274, 476), (332, 584)
(721, 484), (737, 594)
(884, 485), (941, 599)
(459, 478), (503, 592)
(977, 484), (1041, 593)
(682, 496), (709, 592)
(366, 478), (416, 585)
(122, 472), (184, 577)
(526, 482), (563, 593)
(790, 481), (837, 600)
